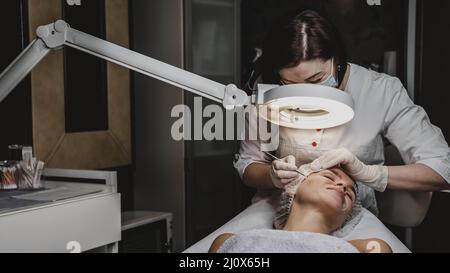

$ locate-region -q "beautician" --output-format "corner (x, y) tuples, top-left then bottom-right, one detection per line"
(234, 10), (450, 210)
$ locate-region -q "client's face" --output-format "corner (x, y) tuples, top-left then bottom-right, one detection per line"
(295, 168), (357, 228)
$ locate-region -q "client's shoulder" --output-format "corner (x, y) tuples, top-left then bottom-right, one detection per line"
(209, 233), (235, 253)
(348, 238), (393, 253)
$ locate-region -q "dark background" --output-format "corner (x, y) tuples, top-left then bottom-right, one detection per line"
(241, 0), (408, 88)
(0, 0), (32, 159)
(412, 0), (450, 253)
(63, 0), (108, 133)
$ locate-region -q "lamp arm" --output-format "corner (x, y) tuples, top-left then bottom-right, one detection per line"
(0, 39), (50, 102)
(0, 20), (251, 109)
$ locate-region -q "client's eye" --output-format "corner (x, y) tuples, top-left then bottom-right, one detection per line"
(346, 189), (356, 202)
(346, 192), (353, 201)
(323, 173), (335, 181)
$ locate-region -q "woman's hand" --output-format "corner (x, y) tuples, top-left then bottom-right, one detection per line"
(311, 148), (388, 192)
(270, 155), (302, 189)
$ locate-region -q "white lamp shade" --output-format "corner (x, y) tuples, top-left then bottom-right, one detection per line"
(258, 84), (355, 130)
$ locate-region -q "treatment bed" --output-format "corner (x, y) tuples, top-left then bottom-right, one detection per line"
(184, 190), (433, 253)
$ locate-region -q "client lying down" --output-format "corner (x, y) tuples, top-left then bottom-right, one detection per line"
(209, 168), (392, 253)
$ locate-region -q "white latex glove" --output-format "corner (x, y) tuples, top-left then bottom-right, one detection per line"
(310, 148), (388, 192)
(270, 155), (302, 189)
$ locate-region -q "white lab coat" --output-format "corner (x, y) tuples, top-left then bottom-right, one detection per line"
(234, 63), (450, 208)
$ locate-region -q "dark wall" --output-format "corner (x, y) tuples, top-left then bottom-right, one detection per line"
(0, 0), (32, 160)
(415, 0), (450, 142)
(184, 0), (254, 247)
(413, 0), (450, 253)
(63, 0), (108, 133)
(241, 0), (408, 89)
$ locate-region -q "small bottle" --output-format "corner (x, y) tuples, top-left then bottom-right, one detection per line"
(0, 161), (18, 190)
(8, 145), (23, 162)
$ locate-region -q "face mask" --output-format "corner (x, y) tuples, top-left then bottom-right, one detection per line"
(319, 58), (339, 88)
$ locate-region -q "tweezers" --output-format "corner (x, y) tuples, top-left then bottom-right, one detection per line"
(263, 152), (314, 177)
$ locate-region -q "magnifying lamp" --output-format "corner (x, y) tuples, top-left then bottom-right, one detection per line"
(0, 20), (354, 130)
(257, 83), (354, 129)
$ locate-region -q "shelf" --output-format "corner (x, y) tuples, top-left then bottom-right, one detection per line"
(121, 211), (172, 231)
(192, 0), (234, 8)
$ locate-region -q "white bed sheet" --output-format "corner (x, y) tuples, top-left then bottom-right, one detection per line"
(183, 199), (411, 253)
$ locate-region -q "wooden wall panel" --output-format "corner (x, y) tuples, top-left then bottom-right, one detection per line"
(28, 0), (131, 169)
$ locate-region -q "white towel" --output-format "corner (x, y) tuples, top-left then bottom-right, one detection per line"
(217, 229), (359, 253)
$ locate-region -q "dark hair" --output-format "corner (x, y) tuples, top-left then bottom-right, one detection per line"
(262, 10), (347, 84)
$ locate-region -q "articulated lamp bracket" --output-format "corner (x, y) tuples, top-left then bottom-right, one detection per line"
(0, 20), (251, 110)
(0, 20), (354, 129)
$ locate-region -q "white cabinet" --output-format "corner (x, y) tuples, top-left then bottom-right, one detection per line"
(0, 178), (121, 253)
